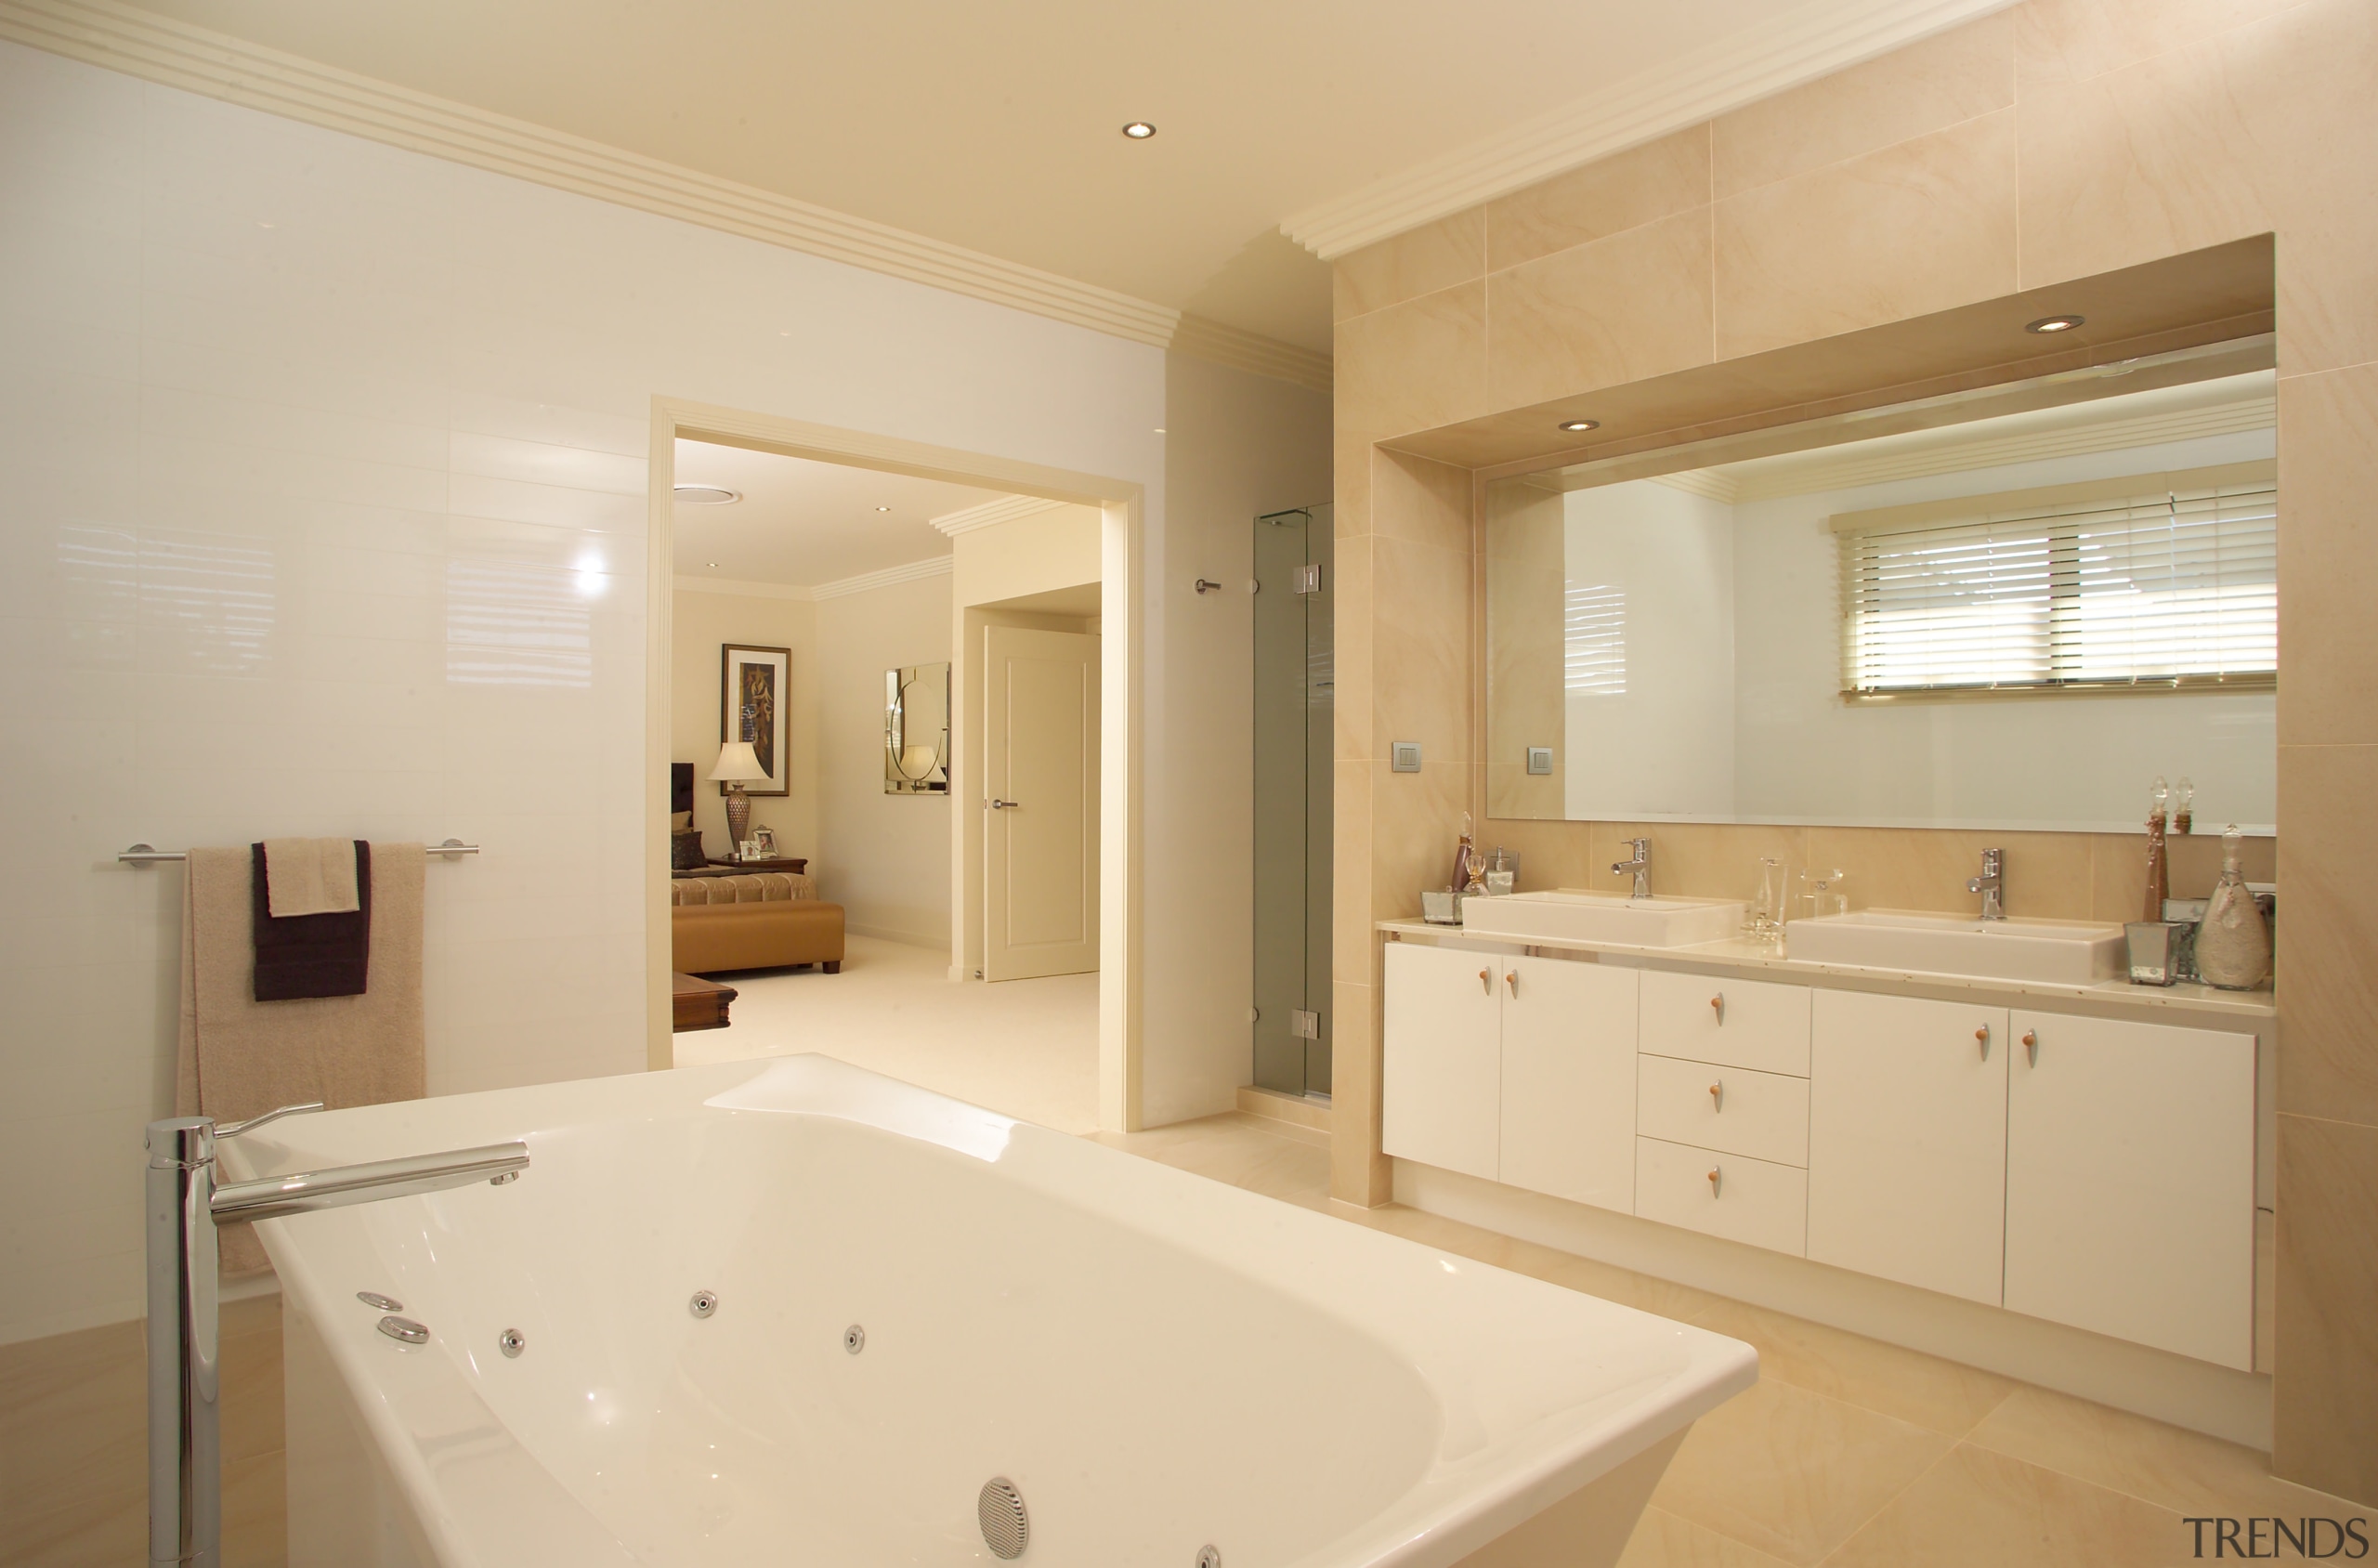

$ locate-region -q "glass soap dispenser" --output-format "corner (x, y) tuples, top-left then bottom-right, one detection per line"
(2193, 825), (2271, 990)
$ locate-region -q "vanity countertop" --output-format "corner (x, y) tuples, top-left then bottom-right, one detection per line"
(1377, 919), (2277, 1026)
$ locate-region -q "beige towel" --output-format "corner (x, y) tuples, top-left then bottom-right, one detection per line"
(178, 842), (426, 1276)
(262, 836), (360, 916)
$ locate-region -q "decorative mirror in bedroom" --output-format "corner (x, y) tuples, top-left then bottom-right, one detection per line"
(884, 661), (951, 794)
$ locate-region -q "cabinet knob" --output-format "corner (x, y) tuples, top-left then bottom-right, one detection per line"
(1706, 1166), (1722, 1196)
(2023, 1028), (2038, 1065)
(1505, 970), (1519, 997)
(1708, 1080), (1723, 1111)
(1976, 1025), (1991, 1059)
(1479, 968), (1492, 994)
(1709, 994), (1725, 1023)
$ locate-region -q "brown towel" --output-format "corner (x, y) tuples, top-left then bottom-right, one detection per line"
(178, 842), (426, 1276)
(253, 841), (372, 999)
(262, 835), (361, 916)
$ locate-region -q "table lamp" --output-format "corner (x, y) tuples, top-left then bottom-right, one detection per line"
(708, 740), (767, 859)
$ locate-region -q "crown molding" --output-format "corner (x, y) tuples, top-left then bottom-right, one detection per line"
(1282, 0), (2015, 261)
(810, 555), (954, 601)
(673, 574), (815, 602)
(930, 494), (1066, 537)
(0, 0), (1328, 391)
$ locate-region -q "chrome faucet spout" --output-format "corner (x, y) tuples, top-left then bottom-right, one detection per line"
(1967, 847), (2006, 921)
(147, 1116), (527, 1568)
(1611, 837), (1653, 900)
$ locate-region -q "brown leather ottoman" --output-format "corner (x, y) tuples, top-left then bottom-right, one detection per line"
(673, 898), (845, 974)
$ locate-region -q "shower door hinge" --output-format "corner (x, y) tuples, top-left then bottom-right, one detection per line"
(1293, 564), (1321, 595)
(1290, 1009), (1319, 1040)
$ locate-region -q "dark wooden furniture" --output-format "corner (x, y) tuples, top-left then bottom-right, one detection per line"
(671, 972), (738, 1031)
(706, 856), (809, 874)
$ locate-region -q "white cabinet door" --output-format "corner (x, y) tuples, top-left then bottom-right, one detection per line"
(2005, 1012), (2257, 1369)
(1808, 990), (2010, 1304)
(1499, 957), (1638, 1211)
(1382, 943), (1503, 1181)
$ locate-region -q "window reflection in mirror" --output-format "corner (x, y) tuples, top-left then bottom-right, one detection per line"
(884, 661), (950, 794)
(1485, 337), (2277, 834)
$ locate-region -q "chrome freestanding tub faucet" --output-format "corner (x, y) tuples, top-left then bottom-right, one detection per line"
(147, 1104), (528, 1567)
(1612, 837), (1653, 899)
(1968, 847), (2006, 921)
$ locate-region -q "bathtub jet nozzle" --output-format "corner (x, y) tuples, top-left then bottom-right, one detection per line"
(979, 1477), (1029, 1560)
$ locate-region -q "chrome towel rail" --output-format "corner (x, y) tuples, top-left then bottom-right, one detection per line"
(119, 838), (479, 864)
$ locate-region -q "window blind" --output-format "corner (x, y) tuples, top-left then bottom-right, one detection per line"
(1837, 470), (2276, 697)
(1565, 582), (1627, 696)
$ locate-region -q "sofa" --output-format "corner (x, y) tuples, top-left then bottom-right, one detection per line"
(670, 870), (845, 975)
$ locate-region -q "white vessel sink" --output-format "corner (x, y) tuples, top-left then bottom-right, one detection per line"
(1460, 889), (1744, 947)
(1786, 908), (2127, 984)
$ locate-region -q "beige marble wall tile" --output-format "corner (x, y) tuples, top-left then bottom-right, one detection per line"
(1334, 533), (1374, 761)
(1373, 537), (1473, 770)
(2015, 0), (2301, 90)
(1372, 447), (1472, 554)
(1967, 1383), (2365, 1518)
(1336, 207), (1486, 322)
(1328, 976), (1390, 1204)
(1712, 13), (2015, 200)
(1332, 426), (1373, 538)
(1593, 822), (1817, 905)
(2087, 829), (2279, 921)
(1823, 1443), (2185, 1567)
(1485, 126), (1712, 271)
(1372, 759), (1473, 918)
(1650, 1378), (1953, 1564)
(2274, 743), (2378, 1125)
(1333, 281), (1490, 439)
(1472, 817), (1603, 892)
(2015, 0), (2378, 372)
(2272, 1112), (2378, 1503)
(0, 1316), (142, 1522)
(1715, 111), (2019, 361)
(1333, 759), (1375, 985)
(1484, 472), (1565, 820)
(1803, 826), (2095, 919)
(2278, 364), (2378, 748)
(1489, 208), (1717, 408)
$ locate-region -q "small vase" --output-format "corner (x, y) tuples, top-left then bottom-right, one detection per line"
(2194, 825), (2270, 991)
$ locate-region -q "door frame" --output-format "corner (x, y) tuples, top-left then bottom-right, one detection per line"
(645, 396), (1148, 1132)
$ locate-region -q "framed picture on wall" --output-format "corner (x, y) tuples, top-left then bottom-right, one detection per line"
(720, 644), (791, 797)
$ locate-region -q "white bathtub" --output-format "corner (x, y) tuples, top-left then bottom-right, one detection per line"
(231, 1055), (1754, 1567)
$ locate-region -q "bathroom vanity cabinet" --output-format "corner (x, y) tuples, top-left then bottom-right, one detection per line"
(1381, 929), (2264, 1371)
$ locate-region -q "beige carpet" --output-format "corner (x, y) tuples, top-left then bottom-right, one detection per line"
(670, 934), (1100, 1134)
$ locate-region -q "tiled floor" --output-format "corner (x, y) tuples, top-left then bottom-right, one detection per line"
(7, 952), (2361, 1566)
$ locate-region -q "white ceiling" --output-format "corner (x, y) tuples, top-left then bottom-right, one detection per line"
(113, 0), (1992, 354)
(672, 439), (1011, 589)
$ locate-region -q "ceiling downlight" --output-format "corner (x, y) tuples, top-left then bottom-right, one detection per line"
(1120, 122), (1156, 139)
(673, 484), (740, 504)
(2025, 315), (2086, 334)
(1559, 419), (1601, 433)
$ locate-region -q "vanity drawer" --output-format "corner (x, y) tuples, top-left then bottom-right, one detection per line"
(1640, 969), (1811, 1076)
(1635, 1137), (1808, 1257)
(1637, 1053), (1809, 1167)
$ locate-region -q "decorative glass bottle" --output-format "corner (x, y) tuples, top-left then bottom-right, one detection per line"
(2194, 825), (2271, 991)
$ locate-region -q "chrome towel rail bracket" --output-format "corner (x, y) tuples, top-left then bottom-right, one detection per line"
(119, 838), (480, 864)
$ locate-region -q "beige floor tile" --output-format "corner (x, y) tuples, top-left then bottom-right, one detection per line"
(222, 1448), (288, 1568)
(1820, 1442), (2187, 1567)
(1683, 1297), (2015, 1438)
(1968, 1382), (2367, 1520)
(0, 1316), (146, 1521)
(221, 1295), (285, 1461)
(1651, 1378), (1954, 1565)
(1342, 1202), (1734, 1323)
(7, 1484), (145, 1568)
(1619, 1505), (1797, 1568)
(1092, 1114), (1335, 1211)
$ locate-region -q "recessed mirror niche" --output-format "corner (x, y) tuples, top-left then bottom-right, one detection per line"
(1485, 337), (2276, 834)
(883, 661), (950, 794)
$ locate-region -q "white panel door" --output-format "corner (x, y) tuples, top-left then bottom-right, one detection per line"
(2006, 1012), (2257, 1369)
(1808, 990), (2010, 1304)
(1382, 943), (1502, 1181)
(983, 626), (1100, 981)
(1498, 957), (1638, 1211)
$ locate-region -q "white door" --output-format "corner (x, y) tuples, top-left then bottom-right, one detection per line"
(1382, 943), (1501, 1181)
(1498, 957), (1638, 1211)
(2005, 1012), (2257, 1368)
(983, 625), (1100, 981)
(1807, 989), (2010, 1304)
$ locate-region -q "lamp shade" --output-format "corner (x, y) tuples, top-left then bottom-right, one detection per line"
(708, 740), (768, 783)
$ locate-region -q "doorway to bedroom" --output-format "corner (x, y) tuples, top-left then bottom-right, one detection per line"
(647, 406), (1130, 1135)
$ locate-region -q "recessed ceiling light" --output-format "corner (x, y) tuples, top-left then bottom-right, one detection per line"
(673, 484), (740, 504)
(1154, 427), (1166, 435)
(1121, 122), (1156, 139)
(2025, 314), (2086, 333)
(707, 561), (718, 568)
(874, 505), (890, 512)
(1559, 419), (1600, 433)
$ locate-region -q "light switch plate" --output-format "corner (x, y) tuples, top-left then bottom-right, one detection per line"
(1526, 747), (1553, 776)
(1391, 741), (1421, 773)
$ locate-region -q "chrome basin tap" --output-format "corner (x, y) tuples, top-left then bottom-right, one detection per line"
(148, 1104), (528, 1568)
(1612, 838), (1653, 899)
(1967, 847), (2006, 921)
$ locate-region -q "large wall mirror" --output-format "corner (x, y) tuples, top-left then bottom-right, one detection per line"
(884, 662), (950, 794)
(1486, 336), (2277, 834)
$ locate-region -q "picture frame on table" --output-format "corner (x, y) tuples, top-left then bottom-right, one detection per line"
(719, 643), (791, 797)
